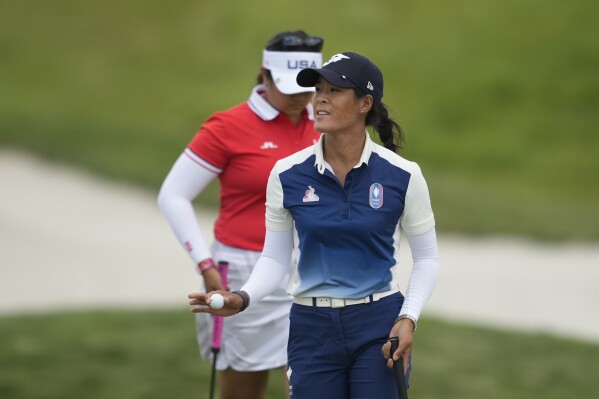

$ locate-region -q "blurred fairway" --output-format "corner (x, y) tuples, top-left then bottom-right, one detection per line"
(1, 0), (598, 241)
(1, 3), (599, 398)
(0, 310), (598, 399)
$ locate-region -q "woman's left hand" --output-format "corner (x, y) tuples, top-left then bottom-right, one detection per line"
(381, 318), (414, 375)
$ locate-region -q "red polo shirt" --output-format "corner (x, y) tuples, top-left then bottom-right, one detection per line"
(186, 87), (320, 251)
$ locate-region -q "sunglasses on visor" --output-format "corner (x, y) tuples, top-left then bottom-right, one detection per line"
(271, 35), (324, 52)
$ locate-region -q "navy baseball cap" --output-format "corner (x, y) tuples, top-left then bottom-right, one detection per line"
(296, 52), (384, 102)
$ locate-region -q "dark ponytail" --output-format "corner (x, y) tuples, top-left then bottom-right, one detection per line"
(365, 100), (404, 154)
(354, 88), (404, 153)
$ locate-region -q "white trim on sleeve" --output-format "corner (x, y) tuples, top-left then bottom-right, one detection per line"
(264, 163), (294, 231)
(401, 163), (435, 235)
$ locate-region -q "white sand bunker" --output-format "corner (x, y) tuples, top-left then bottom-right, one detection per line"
(1, 149), (598, 343)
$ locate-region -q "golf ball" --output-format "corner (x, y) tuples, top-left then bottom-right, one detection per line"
(209, 293), (225, 309)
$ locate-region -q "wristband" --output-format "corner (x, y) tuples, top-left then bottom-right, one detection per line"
(198, 258), (215, 274)
(395, 314), (417, 331)
(232, 290), (250, 313)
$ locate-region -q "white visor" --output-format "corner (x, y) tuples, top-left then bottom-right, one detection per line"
(262, 50), (323, 94)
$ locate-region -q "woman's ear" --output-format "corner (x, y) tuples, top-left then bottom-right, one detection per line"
(360, 94), (373, 113)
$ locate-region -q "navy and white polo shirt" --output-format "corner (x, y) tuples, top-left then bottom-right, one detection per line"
(265, 133), (435, 299)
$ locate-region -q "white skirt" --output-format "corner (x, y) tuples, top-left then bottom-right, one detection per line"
(195, 240), (292, 371)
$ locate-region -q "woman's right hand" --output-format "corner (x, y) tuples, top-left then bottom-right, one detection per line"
(188, 291), (244, 317)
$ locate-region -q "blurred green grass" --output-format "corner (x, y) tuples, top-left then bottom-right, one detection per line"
(0, 310), (597, 399)
(1, 0), (598, 241)
(1, 4), (597, 398)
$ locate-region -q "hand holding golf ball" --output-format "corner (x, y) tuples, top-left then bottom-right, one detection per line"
(209, 293), (225, 309)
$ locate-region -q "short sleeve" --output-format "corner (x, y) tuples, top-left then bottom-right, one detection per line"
(187, 114), (230, 169)
(264, 163), (294, 231)
(400, 163), (436, 235)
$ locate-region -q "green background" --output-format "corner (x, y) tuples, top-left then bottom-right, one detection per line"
(1, 1), (598, 398)
(1, 310), (598, 399)
(1, 0), (597, 241)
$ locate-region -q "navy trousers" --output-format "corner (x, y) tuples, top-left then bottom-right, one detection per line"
(287, 292), (410, 399)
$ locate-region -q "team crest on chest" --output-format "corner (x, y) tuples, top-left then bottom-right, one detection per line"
(302, 185), (319, 202)
(369, 183), (383, 209)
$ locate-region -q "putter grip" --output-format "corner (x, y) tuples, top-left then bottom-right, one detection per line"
(389, 337), (409, 399)
(211, 316), (223, 350)
(210, 262), (229, 351)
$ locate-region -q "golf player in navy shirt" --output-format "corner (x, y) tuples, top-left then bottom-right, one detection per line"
(189, 51), (440, 399)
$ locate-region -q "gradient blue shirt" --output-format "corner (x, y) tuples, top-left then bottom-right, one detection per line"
(266, 133), (435, 299)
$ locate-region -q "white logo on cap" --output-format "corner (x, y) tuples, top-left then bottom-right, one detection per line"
(367, 81), (374, 91)
(323, 53), (350, 66)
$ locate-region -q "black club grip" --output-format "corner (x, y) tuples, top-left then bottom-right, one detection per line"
(388, 337), (408, 399)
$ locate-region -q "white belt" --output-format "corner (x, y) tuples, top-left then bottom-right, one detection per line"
(293, 286), (401, 309)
